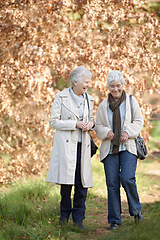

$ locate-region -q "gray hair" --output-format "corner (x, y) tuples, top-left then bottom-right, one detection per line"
(69, 65), (92, 86)
(107, 70), (125, 87)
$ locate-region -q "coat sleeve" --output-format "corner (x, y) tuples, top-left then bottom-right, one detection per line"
(95, 102), (112, 140)
(125, 96), (144, 138)
(50, 94), (77, 130)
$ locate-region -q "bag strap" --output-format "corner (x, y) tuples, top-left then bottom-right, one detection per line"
(129, 95), (134, 123)
(85, 92), (90, 119)
(85, 93), (94, 138)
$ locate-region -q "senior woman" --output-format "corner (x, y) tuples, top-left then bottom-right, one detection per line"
(46, 65), (95, 230)
(96, 70), (144, 230)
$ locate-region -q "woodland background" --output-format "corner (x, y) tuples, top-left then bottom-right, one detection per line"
(0, 0), (160, 184)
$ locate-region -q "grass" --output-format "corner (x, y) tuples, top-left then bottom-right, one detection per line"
(149, 120), (160, 151)
(0, 180), (61, 239)
(0, 157), (160, 240)
(0, 120), (160, 239)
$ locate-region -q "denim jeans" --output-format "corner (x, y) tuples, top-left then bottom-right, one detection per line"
(60, 142), (88, 223)
(103, 150), (141, 224)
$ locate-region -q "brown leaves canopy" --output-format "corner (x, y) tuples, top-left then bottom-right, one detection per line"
(0, 0), (160, 184)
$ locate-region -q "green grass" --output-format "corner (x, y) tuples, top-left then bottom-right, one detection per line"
(0, 180), (61, 240)
(0, 157), (160, 240)
(149, 120), (160, 151)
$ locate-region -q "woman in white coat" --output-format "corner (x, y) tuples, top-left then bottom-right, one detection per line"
(96, 70), (144, 230)
(47, 65), (95, 229)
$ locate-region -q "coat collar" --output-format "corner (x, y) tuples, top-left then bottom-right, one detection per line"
(59, 88), (89, 120)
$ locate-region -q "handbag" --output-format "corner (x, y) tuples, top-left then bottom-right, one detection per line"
(90, 137), (98, 157)
(85, 93), (98, 157)
(129, 95), (148, 160)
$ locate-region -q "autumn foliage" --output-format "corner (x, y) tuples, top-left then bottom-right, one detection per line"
(0, 0), (160, 184)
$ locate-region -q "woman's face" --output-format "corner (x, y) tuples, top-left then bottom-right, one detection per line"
(108, 81), (123, 100)
(73, 78), (90, 96)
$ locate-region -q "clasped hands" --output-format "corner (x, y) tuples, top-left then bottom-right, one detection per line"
(107, 130), (129, 143)
(76, 121), (94, 131)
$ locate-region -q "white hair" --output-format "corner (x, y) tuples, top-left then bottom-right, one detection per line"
(107, 70), (125, 87)
(69, 65), (92, 86)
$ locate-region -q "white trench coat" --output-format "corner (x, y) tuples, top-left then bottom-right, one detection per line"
(46, 88), (95, 188)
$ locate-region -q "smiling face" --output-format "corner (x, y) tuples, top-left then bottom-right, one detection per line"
(72, 78), (90, 96)
(108, 81), (123, 101)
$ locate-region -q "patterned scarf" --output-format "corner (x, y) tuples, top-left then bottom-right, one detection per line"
(108, 90), (126, 154)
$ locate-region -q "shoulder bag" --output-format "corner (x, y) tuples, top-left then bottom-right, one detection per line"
(129, 95), (148, 160)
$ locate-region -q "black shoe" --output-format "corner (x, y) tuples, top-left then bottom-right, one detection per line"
(109, 223), (120, 230)
(59, 218), (68, 226)
(73, 221), (84, 230)
(134, 211), (144, 222)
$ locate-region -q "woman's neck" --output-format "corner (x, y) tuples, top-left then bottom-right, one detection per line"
(72, 87), (81, 96)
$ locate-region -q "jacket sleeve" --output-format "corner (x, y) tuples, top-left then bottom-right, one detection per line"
(95, 102), (112, 140)
(50, 94), (77, 131)
(125, 96), (144, 138)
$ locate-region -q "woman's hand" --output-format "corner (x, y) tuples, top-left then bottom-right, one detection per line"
(120, 131), (129, 143)
(76, 121), (94, 131)
(76, 121), (86, 130)
(107, 130), (114, 140)
(82, 121), (94, 131)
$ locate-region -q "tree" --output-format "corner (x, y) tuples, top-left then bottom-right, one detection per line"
(0, 0), (160, 184)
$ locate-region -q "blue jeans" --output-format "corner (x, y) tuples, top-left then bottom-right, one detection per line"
(103, 150), (141, 224)
(60, 143), (88, 223)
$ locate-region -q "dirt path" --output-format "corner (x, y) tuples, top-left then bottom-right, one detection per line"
(138, 159), (160, 203)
